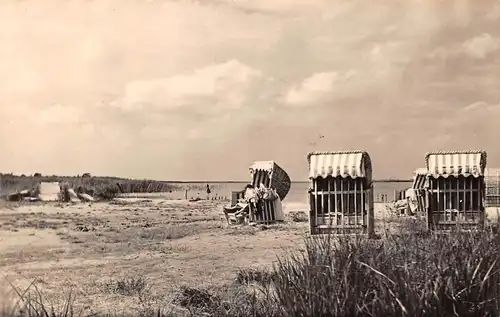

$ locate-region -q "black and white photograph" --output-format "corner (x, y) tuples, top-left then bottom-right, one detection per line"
(1, 0), (500, 316)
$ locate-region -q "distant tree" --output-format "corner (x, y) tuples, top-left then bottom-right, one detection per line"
(82, 173), (91, 178)
(33, 173), (42, 177)
(20, 174), (26, 177)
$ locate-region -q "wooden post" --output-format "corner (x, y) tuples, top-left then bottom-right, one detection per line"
(340, 178), (344, 231)
(457, 177), (460, 221)
(361, 181), (365, 230)
(309, 182), (315, 234)
(314, 180), (318, 229)
(328, 178), (332, 227)
(354, 178), (358, 227)
(367, 184), (374, 236)
(334, 178), (338, 227)
(480, 177), (485, 228)
(469, 177), (473, 225)
(320, 181), (324, 226)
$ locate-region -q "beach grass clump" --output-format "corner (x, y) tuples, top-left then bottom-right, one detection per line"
(262, 224), (500, 317)
(173, 284), (281, 317)
(104, 276), (150, 297)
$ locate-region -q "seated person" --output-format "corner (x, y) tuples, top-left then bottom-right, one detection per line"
(223, 184), (259, 224)
(236, 184), (258, 217)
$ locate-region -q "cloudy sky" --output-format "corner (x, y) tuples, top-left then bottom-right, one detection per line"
(1, 0), (500, 181)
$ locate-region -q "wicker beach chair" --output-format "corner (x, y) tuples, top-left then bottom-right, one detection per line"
(221, 161), (291, 226)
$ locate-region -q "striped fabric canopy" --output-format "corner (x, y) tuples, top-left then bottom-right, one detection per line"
(249, 161), (275, 173)
(307, 150), (372, 182)
(249, 161), (291, 201)
(425, 150), (487, 178)
(412, 168), (428, 189)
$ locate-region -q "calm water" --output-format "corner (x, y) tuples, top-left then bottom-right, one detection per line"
(168, 181), (413, 203)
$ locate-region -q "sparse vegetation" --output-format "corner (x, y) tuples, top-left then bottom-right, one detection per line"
(287, 210), (308, 222)
(2, 185), (500, 317)
(4, 220), (500, 316)
(104, 276), (150, 297)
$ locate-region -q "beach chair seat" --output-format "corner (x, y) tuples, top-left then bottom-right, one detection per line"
(220, 207), (248, 226)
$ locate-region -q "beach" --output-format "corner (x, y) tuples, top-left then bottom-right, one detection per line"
(0, 183), (499, 315)
(0, 185), (406, 314)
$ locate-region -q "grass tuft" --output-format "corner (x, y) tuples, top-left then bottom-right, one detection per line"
(104, 276), (150, 297)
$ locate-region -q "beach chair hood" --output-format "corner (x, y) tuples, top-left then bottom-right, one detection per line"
(249, 161), (291, 201)
(425, 150), (487, 178)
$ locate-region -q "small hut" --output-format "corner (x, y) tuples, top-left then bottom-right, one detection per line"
(425, 150), (487, 231)
(38, 182), (62, 202)
(307, 151), (374, 235)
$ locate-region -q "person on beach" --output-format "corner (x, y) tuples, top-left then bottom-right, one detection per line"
(206, 184), (211, 200)
(222, 184), (262, 225)
(233, 184), (259, 223)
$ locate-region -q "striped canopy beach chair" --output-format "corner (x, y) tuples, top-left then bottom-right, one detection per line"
(222, 161), (291, 225)
(424, 150), (487, 231)
(307, 150), (374, 236)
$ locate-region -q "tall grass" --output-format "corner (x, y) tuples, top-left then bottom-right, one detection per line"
(262, 226), (500, 317)
(179, 223), (500, 317)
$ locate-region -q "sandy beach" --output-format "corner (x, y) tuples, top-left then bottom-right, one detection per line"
(0, 196), (401, 313)
(0, 195), (498, 314)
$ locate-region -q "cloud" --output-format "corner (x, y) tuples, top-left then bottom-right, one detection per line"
(486, 3), (500, 20)
(427, 33), (500, 60)
(284, 71), (356, 106)
(116, 60), (263, 115)
(432, 101), (500, 149)
(461, 33), (500, 59)
(207, 0), (333, 15)
(463, 101), (500, 113)
(3, 0), (500, 180)
(36, 104), (85, 125)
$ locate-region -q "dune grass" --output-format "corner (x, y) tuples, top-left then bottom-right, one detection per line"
(4, 219), (500, 317)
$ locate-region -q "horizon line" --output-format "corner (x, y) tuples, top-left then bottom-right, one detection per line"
(0, 174), (412, 183)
